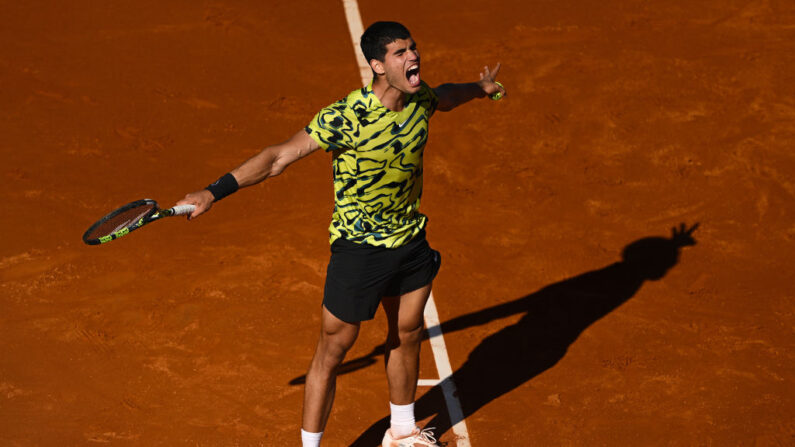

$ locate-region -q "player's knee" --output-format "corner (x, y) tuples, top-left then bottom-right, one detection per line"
(397, 322), (423, 345)
(317, 332), (357, 366)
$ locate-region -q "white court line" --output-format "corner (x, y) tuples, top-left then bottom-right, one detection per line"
(424, 293), (472, 447)
(340, 0), (373, 86)
(339, 3), (472, 446)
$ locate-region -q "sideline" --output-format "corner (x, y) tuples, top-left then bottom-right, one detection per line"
(423, 293), (472, 447)
(339, 2), (472, 445)
(340, 0), (373, 86)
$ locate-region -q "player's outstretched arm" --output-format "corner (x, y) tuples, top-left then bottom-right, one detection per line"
(177, 130), (321, 219)
(434, 62), (505, 112)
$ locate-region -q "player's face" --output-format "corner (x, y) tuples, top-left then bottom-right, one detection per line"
(380, 38), (421, 94)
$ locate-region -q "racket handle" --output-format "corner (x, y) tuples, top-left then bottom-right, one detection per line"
(170, 204), (196, 216)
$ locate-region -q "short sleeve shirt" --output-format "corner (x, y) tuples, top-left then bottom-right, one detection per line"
(305, 81), (439, 248)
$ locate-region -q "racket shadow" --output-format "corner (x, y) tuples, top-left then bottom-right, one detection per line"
(348, 223), (699, 445)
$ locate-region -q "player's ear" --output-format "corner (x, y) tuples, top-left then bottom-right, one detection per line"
(369, 59), (385, 76)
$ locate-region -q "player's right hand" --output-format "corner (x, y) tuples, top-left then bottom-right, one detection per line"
(176, 189), (214, 220)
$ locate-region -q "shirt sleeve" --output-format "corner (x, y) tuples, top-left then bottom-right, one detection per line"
(305, 101), (358, 152)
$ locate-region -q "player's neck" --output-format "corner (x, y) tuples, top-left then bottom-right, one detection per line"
(372, 77), (407, 112)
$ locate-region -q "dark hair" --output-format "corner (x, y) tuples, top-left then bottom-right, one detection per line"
(360, 21), (411, 66)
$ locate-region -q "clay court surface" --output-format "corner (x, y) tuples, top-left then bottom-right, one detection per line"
(2, 0), (794, 445)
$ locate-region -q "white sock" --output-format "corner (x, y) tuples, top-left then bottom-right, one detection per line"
(390, 402), (416, 438)
(301, 428), (323, 447)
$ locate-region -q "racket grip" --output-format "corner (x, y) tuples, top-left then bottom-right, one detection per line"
(170, 204), (196, 216)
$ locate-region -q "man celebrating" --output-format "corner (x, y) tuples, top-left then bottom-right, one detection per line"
(178, 21), (504, 447)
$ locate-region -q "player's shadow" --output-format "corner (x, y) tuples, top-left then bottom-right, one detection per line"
(342, 223), (699, 446)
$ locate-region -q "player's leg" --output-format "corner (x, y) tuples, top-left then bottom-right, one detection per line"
(381, 283), (433, 446)
(381, 231), (441, 446)
(302, 305), (360, 435)
(383, 283), (432, 405)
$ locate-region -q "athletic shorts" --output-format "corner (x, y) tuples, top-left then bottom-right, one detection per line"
(323, 230), (441, 323)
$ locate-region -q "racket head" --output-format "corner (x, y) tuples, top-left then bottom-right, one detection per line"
(82, 199), (160, 245)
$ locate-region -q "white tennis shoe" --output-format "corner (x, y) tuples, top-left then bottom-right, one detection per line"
(382, 426), (439, 446)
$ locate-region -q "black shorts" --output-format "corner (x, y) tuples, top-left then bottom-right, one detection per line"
(323, 230), (441, 323)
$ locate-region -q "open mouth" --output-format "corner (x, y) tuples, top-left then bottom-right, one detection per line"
(406, 64), (420, 88)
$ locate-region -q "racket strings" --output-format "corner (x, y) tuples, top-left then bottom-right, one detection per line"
(87, 204), (155, 239)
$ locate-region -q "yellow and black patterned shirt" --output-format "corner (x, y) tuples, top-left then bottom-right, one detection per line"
(305, 81), (439, 248)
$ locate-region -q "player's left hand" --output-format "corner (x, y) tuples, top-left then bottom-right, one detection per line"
(477, 63), (505, 98)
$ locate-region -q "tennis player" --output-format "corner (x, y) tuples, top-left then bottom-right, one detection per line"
(178, 21), (504, 447)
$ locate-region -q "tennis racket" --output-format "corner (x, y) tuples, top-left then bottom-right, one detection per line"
(82, 199), (195, 245)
